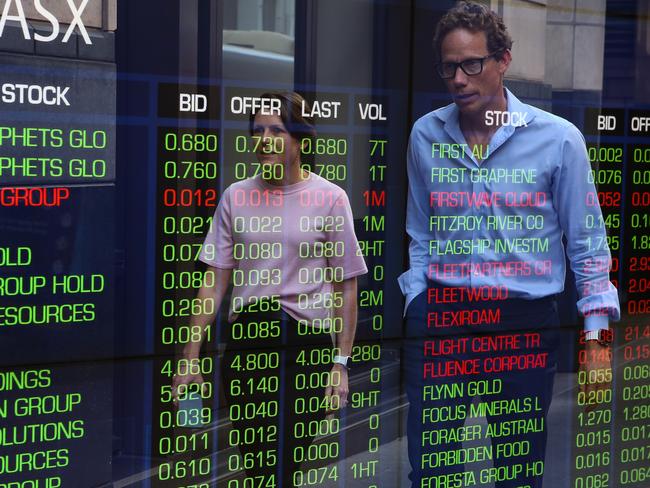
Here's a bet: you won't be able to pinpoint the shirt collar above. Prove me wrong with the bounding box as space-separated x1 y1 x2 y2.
433 87 535 129
432 88 535 163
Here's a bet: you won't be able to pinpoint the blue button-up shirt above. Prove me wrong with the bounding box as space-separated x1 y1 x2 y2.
398 89 620 331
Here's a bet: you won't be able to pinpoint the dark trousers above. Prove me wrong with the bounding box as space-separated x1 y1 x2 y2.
404 283 560 488
222 309 332 487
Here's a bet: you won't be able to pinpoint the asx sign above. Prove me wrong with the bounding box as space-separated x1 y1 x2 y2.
0 0 92 45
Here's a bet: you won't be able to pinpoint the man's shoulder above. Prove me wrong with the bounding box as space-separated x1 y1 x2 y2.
411 104 452 136
521 102 579 135
505 89 580 138
515 103 588 161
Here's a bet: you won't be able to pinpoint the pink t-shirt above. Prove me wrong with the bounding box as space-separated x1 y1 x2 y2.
199 173 368 327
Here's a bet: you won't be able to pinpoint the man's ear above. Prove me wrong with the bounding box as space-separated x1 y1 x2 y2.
498 49 512 74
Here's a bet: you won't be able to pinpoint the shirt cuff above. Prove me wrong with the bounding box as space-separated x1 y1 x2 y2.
398 268 426 317
584 313 609 332
403 292 417 317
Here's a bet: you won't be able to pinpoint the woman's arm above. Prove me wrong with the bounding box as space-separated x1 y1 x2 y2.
325 276 358 411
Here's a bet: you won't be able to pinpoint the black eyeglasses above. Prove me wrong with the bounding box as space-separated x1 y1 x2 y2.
435 53 499 79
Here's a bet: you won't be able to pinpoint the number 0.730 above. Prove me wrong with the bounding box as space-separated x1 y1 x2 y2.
234 135 283 153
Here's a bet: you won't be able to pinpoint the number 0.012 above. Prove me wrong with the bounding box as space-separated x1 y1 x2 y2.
162 188 217 207
229 425 278 448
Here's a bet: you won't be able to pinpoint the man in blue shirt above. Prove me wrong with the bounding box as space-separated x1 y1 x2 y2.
399 2 619 487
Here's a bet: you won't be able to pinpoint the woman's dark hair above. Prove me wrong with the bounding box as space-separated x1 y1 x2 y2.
249 91 316 141
433 1 513 61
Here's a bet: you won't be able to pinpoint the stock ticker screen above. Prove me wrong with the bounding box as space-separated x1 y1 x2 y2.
0 1 649 487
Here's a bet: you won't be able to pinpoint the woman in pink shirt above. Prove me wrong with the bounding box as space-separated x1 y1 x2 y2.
174 92 367 486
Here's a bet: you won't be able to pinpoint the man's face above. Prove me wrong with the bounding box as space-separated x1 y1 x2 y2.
439 28 510 115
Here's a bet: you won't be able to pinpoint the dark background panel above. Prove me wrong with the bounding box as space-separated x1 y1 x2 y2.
1 185 115 366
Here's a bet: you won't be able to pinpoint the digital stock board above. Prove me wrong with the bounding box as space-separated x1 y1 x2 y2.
0 1 649 487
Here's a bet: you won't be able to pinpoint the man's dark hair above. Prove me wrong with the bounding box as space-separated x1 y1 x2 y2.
433 1 513 61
